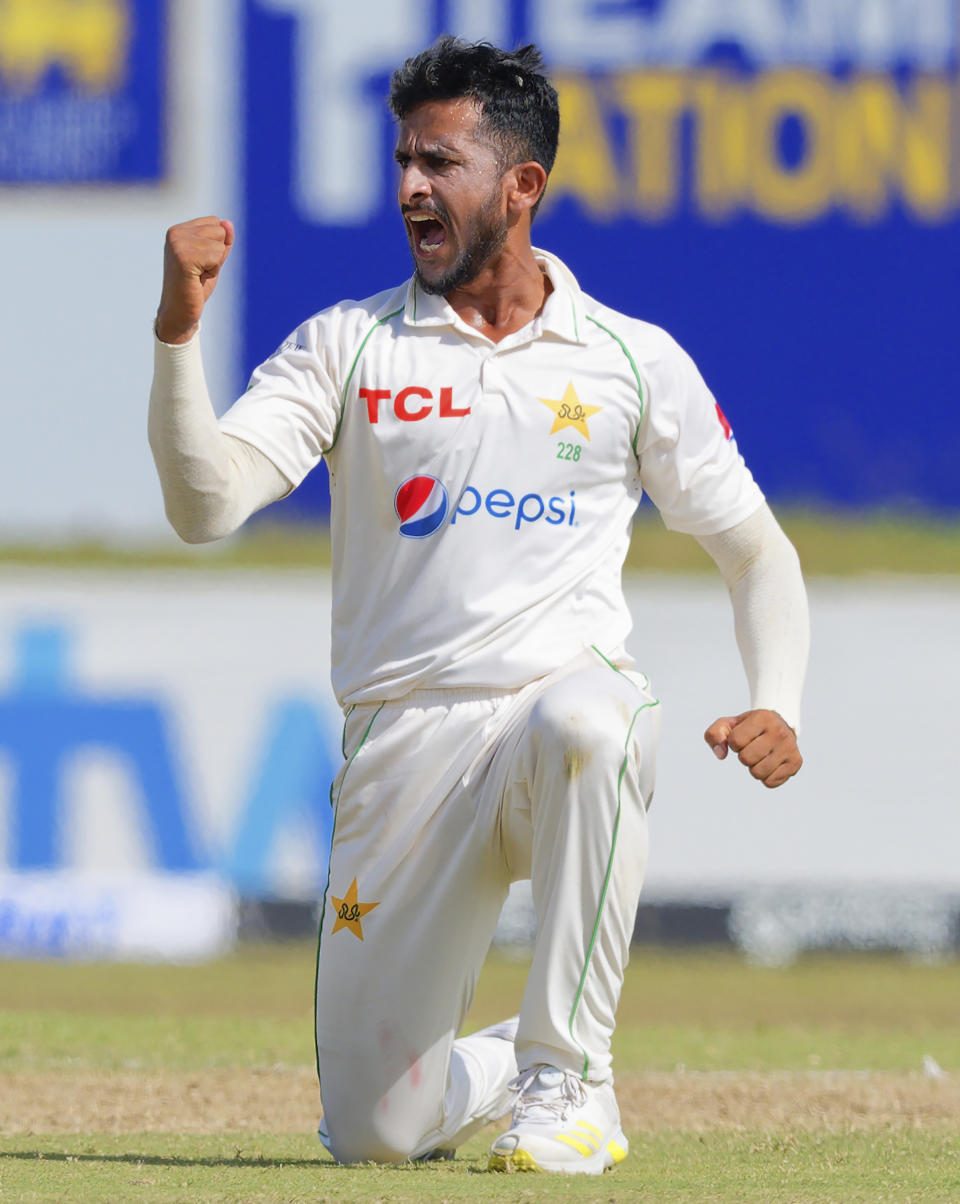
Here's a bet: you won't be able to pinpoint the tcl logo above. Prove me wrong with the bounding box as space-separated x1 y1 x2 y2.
361 385 470 423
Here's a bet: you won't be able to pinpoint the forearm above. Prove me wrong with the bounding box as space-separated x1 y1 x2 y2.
697 503 810 732
148 333 291 542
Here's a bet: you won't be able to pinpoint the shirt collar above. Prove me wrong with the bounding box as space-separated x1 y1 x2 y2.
401 247 588 346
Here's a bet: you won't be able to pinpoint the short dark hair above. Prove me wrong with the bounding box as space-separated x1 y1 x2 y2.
389 37 560 215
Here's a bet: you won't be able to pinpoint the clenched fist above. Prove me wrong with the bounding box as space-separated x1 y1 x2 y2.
704 708 802 789
155 216 234 345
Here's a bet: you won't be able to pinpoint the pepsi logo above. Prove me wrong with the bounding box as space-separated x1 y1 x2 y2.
395 474 449 538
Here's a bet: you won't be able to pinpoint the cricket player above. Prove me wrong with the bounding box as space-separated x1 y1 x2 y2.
149 38 808 1176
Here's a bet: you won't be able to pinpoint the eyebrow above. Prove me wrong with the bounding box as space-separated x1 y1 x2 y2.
394 141 462 162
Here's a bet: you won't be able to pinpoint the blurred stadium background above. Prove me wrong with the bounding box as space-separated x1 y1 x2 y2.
0 0 958 966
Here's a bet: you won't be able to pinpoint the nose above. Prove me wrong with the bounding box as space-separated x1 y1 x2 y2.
398 162 430 208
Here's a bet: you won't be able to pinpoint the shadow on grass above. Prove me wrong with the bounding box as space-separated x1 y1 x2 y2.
1 1151 322 1169
0 1150 485 1172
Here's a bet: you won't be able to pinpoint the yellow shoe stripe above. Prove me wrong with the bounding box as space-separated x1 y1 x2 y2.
607 1138 628 1164
554 1133 596 1156
488 1149 542 1172
574 1120 603 1139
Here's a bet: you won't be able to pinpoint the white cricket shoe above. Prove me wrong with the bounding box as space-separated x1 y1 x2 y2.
488 1064 628 1175
473 1015 521 1048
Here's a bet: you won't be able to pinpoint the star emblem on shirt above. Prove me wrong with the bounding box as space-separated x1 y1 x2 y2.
330 878 379 940
538 382 602 440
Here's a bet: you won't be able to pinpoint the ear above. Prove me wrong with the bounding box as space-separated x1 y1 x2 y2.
505 161 548 218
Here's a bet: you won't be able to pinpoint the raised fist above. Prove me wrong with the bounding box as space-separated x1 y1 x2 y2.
155 216 234 345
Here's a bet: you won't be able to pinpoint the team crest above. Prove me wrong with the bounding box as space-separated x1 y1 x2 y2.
330 878 380 940
538 382 602 439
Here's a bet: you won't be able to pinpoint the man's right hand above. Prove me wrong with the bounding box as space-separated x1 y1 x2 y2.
155 216 234 345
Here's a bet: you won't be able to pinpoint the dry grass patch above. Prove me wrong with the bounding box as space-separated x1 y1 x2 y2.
618 1070 960 1132
3 1068 958 1138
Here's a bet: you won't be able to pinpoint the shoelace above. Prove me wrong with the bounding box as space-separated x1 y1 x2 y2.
508 1065 587 1123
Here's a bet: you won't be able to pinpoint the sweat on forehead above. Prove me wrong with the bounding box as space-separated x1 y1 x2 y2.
396 98 500 156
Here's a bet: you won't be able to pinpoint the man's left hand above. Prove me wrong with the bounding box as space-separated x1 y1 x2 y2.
704 709 802 789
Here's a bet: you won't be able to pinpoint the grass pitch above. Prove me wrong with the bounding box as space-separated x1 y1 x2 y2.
1 946 958 1202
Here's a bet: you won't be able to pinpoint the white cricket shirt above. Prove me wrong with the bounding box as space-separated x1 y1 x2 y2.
219 250 764 705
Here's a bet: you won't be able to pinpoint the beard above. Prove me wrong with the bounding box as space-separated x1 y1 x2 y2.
413 187 509 296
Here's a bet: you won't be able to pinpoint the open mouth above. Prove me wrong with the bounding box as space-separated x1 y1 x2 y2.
408 212 447 254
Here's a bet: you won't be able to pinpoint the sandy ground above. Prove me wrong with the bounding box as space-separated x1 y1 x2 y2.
1 1069 957 1136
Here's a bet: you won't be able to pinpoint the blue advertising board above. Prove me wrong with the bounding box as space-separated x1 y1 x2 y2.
242 0 960 513
0 0 166 183
0 619 337 898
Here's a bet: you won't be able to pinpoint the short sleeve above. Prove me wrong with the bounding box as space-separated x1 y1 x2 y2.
636 333 764 536
218 318 342 488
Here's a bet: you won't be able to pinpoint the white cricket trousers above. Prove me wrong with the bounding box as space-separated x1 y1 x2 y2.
315 646 660 1163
